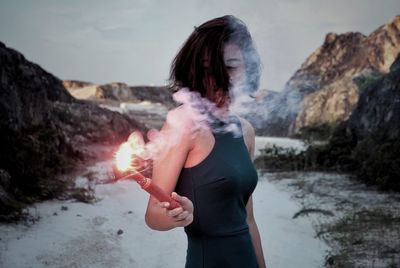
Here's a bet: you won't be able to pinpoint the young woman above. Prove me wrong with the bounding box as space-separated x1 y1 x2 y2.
145 15 266 268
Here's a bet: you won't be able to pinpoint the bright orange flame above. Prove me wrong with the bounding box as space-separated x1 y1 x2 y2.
115 142 133 171
115 131 146 172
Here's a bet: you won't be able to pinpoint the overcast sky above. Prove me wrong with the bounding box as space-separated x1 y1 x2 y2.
0 0 399 90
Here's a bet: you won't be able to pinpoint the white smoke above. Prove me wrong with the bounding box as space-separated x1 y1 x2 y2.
173 88 244 137
120 87 249 165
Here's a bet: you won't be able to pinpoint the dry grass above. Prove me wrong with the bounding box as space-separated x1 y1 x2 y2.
262 172 400 267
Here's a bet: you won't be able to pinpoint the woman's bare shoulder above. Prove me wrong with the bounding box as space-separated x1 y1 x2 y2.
238 116 255 139
165 105 194 131
237 116 255 158
162 105 203 146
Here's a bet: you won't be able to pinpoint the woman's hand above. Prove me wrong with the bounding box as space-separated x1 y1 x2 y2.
159 192 194 227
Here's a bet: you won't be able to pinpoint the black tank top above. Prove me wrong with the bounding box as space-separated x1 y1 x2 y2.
175 115 259 267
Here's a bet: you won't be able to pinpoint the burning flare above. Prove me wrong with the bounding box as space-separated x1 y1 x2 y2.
115 142 133 171
115 131 145 172
113 130 181 210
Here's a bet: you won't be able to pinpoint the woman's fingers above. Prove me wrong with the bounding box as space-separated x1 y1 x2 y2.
171 192 193 212
175 210 189 220
173 213 193 227
171 192 182 202
158 193 194 227
158 202 170 209
167 207 190 221
167 207 183 217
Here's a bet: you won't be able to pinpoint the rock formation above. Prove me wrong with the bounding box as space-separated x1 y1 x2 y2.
329 53 400 190
255 55 400 191
347 53 400 142
257 15 400 136
62 80 93 90
63 80 174 108
0 42 142 219
63 81 174 129
294 77 359 133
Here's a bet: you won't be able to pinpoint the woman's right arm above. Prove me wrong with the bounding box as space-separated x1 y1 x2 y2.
145 108 194 231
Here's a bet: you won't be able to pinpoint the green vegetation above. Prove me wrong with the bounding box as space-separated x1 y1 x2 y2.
353 71 385 92
254 145 306 171
255 123 356 172
255 123 400 191
294 122 339 142
319 208 400 267
352 138 400 191
0 126 79 221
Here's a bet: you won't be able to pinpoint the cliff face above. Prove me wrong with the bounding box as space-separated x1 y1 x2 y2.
289 14 400 90
260 15 400 136
0 42 141 217
0 44 74 132
323 54 400 191
62 80 93 90
347 54 400 142
63 80 175 108
0 42 141 147
63 81 174 130
294 77 359 132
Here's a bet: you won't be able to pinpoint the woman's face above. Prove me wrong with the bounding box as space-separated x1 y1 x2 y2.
223 43 246 90
201 43 247 109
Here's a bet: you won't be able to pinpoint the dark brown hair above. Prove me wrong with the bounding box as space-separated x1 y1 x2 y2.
169 15 261 104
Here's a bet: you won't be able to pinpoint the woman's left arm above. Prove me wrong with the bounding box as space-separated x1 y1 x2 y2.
246 196 267 268
240 117 267 268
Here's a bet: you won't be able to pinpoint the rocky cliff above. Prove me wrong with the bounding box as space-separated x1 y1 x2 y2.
294 77 359 132
327 54 400 190
62 80 93 90
0 42 142 219
258 15 400 136
63 80 174 108
63 81 174 129
255 55 400 191
347 54 400 142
